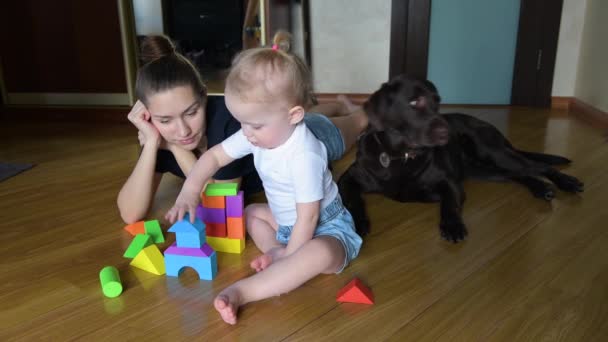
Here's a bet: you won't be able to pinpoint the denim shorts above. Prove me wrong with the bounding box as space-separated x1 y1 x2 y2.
304 113 346 162
276 195 362 273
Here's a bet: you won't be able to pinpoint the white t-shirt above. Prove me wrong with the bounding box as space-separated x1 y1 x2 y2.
221 122 339 226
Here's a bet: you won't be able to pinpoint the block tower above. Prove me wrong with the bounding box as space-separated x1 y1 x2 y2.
164 213 217 280
196 183 246 254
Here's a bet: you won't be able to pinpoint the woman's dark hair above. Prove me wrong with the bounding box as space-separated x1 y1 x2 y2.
135 35 207 106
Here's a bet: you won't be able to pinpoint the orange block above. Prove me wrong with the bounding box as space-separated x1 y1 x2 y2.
336 278 374 304
124 221 145 236
206 222 227 237
227 217 246 239
201 193 225 208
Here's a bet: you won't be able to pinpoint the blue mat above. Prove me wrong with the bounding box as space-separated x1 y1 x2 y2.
0 162 35 182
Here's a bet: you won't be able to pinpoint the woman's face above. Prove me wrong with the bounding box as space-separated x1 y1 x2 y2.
146 86 206 150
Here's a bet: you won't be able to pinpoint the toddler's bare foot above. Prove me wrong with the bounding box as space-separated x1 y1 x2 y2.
337 94 360 114
250 253 273 272
214 288 242 325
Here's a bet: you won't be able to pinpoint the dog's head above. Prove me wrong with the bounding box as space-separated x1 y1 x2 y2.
364 75 449 149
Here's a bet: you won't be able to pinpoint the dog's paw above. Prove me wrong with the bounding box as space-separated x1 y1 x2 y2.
439 219 468 243
558 175 584 193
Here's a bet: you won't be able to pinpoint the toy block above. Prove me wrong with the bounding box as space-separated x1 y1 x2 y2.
165 242 214 257
206 236 245 254
195 204 205 222
130 245 165 275
227 216 245 239
226 191 244 217
201 207 226 224
165 249 217 280
205 222 227 237
144 220 164 243
205 182 238 196
202 193 225 209
168 213 206 248
336 278 374 305
99 266 122 298
123 234 153 258
124 221 145 236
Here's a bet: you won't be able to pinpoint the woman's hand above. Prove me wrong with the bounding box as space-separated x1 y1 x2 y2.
128 100 161 148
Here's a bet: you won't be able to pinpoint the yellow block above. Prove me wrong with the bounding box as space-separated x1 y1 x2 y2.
206 236 245 254
130 245 165 275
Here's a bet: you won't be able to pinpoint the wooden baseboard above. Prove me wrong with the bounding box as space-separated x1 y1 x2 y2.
551 96 573 110
1 105 130 123
314 93 370 106
569 98 608 129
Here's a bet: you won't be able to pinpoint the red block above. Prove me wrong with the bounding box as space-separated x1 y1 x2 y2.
205 222 227 237
124 221 145 236
336 278 374 304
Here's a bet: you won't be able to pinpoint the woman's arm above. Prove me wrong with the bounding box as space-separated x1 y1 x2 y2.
117 100 163 223
117 143 163 223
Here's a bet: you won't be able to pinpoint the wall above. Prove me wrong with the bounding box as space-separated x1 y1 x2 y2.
309 0 391 93
133 0 164 35
552 0 587 97
574 0 608 112
426 0 520 104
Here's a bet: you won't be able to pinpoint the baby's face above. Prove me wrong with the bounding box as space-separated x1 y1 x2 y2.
225 92 296 149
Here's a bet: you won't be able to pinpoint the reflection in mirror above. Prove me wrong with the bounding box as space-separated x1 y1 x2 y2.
131 0 308 94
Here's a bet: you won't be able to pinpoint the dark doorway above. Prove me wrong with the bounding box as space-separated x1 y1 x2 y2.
511 0 564 107
389 0 431 80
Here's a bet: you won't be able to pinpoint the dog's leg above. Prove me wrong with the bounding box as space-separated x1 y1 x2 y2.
542 168 584 193
338 165 373 237
510 176 556 201
436 180 467 243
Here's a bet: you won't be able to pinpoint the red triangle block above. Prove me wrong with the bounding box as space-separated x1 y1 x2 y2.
124 221 145 236
336 278 374 304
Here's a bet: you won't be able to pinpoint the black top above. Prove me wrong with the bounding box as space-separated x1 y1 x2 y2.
155 95 262 195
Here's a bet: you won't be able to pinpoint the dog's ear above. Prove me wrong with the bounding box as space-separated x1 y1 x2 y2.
364 98 384 131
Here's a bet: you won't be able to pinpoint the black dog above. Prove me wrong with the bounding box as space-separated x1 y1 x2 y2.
338 75 584 242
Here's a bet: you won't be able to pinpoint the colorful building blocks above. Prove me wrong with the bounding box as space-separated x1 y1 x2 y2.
164 215 217 280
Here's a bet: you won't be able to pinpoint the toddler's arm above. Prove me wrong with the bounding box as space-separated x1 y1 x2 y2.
165 144 235 223
283 201 320 256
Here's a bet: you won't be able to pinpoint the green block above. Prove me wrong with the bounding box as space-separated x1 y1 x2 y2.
204 183 239 196
123 234 153 258
144 219 165 243
99 266 122 298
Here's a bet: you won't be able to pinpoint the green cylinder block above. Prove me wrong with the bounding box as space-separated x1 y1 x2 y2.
99 266 123 298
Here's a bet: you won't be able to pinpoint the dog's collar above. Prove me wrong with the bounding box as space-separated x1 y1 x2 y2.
372 132 420 168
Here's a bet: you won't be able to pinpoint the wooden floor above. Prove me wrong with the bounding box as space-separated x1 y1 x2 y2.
1 106 607 341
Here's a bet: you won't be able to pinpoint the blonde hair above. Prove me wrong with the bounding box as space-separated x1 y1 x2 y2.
226 31 312 107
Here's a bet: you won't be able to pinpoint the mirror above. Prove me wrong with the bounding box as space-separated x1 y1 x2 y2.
130 0 309 94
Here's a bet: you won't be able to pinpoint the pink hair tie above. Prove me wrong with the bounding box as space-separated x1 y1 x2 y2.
271 44 279 51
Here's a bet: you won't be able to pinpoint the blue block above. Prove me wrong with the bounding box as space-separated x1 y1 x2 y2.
164 251 217 280
168 213 206 248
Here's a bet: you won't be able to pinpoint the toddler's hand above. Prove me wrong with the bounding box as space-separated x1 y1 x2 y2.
165 188 200 224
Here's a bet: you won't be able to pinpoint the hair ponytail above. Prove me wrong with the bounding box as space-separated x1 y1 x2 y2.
138 35 177 66
227 30 313 107
135 35 207 106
